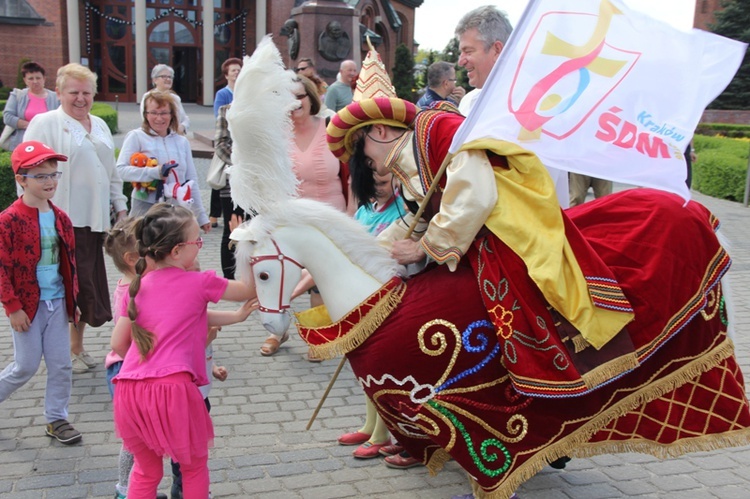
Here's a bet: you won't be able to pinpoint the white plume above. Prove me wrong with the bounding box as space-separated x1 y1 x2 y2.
227 35 299 214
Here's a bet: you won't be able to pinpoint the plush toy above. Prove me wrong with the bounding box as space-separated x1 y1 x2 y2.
163 162 195 208
129 152 160 200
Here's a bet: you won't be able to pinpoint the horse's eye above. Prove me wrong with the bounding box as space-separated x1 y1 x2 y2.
258 271 270 281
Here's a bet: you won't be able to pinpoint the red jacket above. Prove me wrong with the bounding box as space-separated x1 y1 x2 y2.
0 198 78 322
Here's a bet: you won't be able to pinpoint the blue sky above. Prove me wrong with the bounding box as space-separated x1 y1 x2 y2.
414 0 697 52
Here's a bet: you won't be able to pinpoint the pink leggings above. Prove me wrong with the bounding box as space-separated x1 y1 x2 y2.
127 448 208 499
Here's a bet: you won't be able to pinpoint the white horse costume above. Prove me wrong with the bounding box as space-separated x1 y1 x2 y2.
229 38 750 499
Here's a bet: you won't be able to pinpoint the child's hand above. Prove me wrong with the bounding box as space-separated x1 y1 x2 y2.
236 299 259 322
10 309 30 332
207 326 221 346
212 364 228 381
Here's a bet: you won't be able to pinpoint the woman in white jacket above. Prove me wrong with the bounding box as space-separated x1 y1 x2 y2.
116 91 210 231
25 63 128 374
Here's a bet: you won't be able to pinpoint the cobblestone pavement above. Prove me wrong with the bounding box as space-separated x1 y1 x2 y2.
1 104 749 498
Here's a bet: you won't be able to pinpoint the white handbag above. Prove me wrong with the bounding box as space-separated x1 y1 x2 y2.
206 153 228 190
0 125 14 151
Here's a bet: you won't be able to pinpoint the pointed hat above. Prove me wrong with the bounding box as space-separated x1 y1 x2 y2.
352 36 397 102
327 37 417 162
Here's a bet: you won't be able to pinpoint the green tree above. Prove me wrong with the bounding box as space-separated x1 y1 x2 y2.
392 43 416 102
708 0 750 109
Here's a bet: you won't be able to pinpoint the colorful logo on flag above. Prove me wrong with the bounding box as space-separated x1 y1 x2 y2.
510 1 640 140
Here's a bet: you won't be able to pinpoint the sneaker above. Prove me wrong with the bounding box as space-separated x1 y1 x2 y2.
71 355 89 374
45 419 82 445
77 350 98 368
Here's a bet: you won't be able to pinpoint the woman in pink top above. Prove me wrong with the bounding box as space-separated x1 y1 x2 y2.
110 204 257 499
291 75 347 212
2 61 59 151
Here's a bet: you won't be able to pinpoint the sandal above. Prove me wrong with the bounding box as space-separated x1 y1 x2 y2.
260 333 289 356
306 349 323 362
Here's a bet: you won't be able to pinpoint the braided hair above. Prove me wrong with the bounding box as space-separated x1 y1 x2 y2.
128 203 195 359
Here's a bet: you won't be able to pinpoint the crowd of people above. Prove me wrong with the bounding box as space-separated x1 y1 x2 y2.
0 4 704 499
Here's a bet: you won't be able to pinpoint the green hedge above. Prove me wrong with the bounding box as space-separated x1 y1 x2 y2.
693 135 749 201
0 150 15 211
91 102 118 135
0 99 6 112
695 123 750 139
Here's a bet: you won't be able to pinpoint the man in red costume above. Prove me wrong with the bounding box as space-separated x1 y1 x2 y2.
327 97 731 398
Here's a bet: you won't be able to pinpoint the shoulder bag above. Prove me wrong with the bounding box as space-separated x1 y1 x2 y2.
206 153 228 190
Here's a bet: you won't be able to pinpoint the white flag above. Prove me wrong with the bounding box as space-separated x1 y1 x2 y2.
450 0 747 201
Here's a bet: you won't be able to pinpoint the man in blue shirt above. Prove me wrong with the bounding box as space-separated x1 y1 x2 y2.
416 61 465 108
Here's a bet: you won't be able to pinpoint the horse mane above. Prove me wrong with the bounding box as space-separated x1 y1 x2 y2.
235 198 400 283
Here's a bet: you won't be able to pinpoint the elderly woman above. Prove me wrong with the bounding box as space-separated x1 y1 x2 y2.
2 61 59 151
116 91 210 230
139 64 189 134
25 63 128 374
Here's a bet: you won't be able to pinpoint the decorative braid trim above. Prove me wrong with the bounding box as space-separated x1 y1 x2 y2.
301 279 406 360
466 338 743 499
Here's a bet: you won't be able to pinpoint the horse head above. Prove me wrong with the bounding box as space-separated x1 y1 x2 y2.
232 220 303 335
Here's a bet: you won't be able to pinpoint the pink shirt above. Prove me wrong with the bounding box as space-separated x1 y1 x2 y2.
104 279 130 369
24 93 48 122
114 268 228 387
292 118 346 211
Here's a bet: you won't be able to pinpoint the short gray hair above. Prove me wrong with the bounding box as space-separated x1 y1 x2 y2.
427 61 454 89
455 5 513 51
150 64 174 80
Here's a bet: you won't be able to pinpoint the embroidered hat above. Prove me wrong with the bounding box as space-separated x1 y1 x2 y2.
326 97 418 162
11 141 68 174
352 36 397 102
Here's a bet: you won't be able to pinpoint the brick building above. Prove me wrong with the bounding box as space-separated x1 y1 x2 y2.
0 0 422 104
693 0 725 30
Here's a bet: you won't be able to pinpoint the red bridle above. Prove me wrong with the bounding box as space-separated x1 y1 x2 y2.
249 239 304 313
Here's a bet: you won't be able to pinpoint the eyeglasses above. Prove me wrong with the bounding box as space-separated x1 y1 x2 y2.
155 75 173 80
145 111 172 117
295 93 308 100
179 237 203 249
19 171 63 182
294 66 310 73
446 78 457 82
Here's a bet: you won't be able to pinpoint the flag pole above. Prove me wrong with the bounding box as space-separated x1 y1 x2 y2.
306 151 454 430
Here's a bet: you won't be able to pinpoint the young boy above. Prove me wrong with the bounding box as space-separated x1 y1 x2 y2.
0 140 81 444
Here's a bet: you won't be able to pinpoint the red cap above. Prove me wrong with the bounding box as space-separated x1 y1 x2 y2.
11 141 68 174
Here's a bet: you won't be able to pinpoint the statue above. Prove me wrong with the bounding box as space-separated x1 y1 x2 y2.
318 20 350 62
279 19 300 61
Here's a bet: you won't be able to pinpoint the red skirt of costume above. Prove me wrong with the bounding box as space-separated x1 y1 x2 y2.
331 189 750 498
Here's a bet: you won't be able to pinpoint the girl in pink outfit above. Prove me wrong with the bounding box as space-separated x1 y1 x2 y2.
110 203 257 499
103 217 141 499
